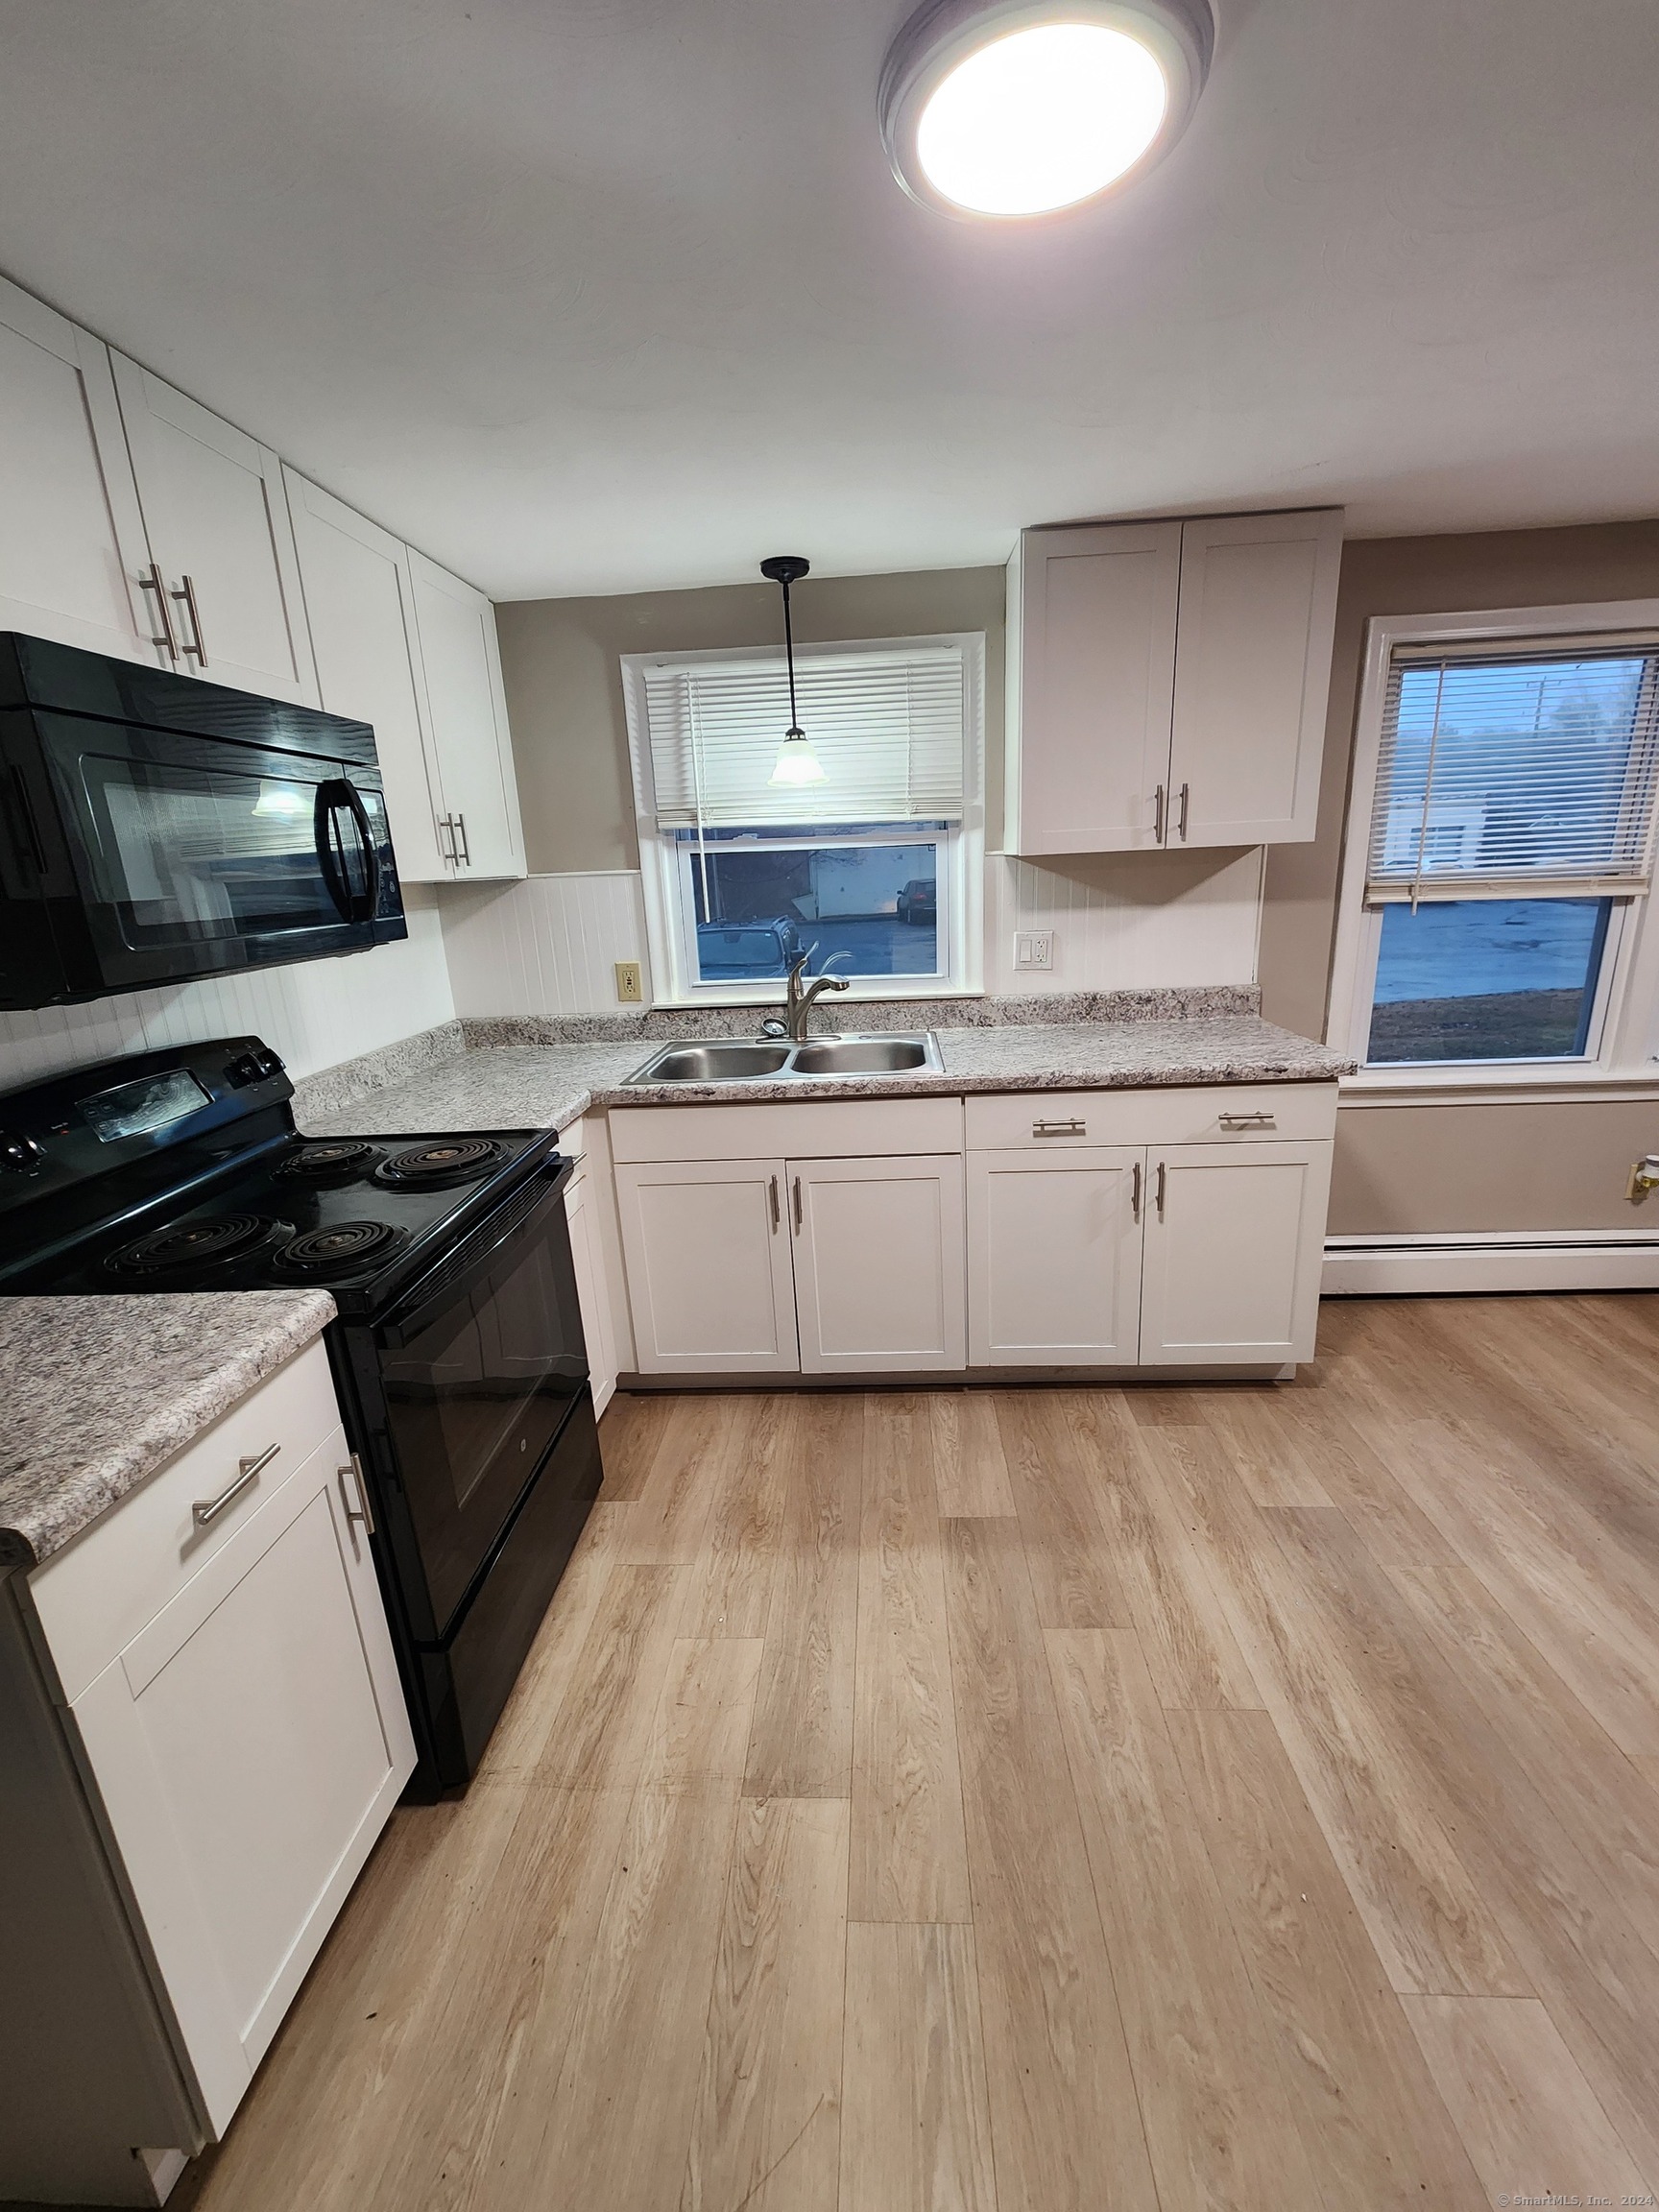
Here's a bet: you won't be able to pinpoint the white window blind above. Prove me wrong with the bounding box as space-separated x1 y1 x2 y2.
1365 640 1659 903
639 640 968 830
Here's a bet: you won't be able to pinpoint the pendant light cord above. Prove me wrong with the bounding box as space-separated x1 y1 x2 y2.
781 575 803 737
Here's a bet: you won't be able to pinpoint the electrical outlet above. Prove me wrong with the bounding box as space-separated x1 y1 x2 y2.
1014 931 1053 971
613 961 643 1003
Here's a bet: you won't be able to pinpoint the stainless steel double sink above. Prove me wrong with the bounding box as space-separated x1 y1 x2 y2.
621 1032 943 1086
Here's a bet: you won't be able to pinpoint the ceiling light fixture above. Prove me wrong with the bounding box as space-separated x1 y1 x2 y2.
878 0 1214 221
761 555 828 787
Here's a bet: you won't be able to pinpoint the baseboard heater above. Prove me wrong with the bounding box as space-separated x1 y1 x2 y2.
1323 1231 1659 1296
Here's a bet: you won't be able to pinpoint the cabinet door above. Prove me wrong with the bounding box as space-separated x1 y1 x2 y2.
615 1157 798 1374
0 278 155 660
790 1153 966 1374
109 352 317 704
407 549 525 879
285 470 449 880
565 1169 618 1415
1167 509 1342 846
967 1145 1143 1365
1139 1141 1332 1367
1009 521 1181 854
68 1429 415 2133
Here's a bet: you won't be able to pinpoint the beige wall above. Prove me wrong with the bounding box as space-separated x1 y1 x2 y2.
495 567 1007 875
1329 1096 1659 1236
1260 517 1659 1239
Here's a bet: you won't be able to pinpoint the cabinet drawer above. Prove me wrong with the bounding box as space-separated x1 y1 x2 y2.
965 1083 1337 1151
609 1094 964 1163
29 1337 341 1703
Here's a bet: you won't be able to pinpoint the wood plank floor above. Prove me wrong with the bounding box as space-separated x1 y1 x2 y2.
174 1294 1659 2212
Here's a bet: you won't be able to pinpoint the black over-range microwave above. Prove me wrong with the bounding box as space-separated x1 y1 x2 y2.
0 633 406 1010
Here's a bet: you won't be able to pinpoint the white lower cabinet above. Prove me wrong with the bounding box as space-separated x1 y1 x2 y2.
615 1156 799 1374
967 1145 1143 1366
25 1341 415 2142
790 1153 966 1375
1138 1140 1331 1366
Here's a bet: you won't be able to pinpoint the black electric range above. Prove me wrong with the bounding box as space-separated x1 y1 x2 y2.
0 1036 602 1793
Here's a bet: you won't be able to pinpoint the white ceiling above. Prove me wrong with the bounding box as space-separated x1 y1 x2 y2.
1 0 1656 600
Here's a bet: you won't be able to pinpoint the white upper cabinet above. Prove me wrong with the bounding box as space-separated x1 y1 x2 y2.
1006 521 1181 854
1006 506 1343 854
109 351 318 704
285 470 449 881
0 278 154 660
407 548 526 879
1168 510 1343 846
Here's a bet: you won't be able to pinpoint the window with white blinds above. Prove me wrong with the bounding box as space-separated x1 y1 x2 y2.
637 639 969 830
1365 640 1659 903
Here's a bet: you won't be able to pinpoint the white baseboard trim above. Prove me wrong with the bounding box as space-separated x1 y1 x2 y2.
1323 1233 1659 1294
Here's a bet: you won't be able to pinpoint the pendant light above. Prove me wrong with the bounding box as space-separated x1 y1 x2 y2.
761 554 827 787
878 0 1214 221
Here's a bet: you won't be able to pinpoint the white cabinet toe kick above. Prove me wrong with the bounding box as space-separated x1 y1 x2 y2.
602 1085 1338 1385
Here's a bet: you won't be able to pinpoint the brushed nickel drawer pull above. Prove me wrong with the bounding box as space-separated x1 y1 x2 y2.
1131 1160 1142 1220
193 1440 278 1527
1032 1118 1086 1137
769 1173 781 1231
1218 1111 1276 1129
339 1454 375 1537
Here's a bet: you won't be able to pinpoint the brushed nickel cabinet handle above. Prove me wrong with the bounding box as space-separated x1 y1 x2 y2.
1218 1111 1276 1129
171 574 207 664
1177 781 1190 840
1131 1160 1142 1220
338 1454 375 1537
1153 782 1166 844
1155 1160 1166 1219
769 1173 781 1231
452 811 469 866
792 1175 803 1234
193 1440 277 1527
1032 1118 1086 1137
139 565 180 659
437 815 457 863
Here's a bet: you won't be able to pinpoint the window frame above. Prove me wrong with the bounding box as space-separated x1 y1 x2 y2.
621 632 986 1007
1329 599 1659 1092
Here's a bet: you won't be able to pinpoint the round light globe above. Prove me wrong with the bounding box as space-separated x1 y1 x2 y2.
878 0 1213 222
917 22 1168 216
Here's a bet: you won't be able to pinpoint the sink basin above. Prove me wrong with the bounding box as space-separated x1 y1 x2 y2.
622 1031 942 1086
789 1036 931 1074
634 1042 793 1082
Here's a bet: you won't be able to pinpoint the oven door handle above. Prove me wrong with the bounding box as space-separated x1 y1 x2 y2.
314 778 382 925
376 1157 574 1349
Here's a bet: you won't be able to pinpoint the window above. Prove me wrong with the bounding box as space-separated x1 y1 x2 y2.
1332 611 1659 1073
623 635 983 1002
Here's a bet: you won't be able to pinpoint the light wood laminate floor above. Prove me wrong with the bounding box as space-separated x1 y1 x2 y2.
176 1294 1659 2212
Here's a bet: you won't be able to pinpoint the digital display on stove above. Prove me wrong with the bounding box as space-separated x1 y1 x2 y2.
80 1069 211 1143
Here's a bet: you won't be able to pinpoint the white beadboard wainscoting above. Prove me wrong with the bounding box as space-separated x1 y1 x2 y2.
0 892 455 1089
439 872 655 1018
437 854 1264 1019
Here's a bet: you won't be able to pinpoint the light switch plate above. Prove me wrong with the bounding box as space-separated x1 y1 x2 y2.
1014 931 1053 971
614 961 643 1002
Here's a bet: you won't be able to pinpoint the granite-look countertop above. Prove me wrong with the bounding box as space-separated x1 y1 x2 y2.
0 1291 336 1569
301 1017 1350 1138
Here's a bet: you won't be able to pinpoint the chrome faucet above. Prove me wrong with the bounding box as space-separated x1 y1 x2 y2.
783 947 851 1042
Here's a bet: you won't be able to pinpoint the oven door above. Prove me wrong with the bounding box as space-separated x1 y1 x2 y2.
374 1162 588 1638
26 707 404 998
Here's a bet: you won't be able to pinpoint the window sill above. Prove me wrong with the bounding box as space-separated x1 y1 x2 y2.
1339 1062 1659 1105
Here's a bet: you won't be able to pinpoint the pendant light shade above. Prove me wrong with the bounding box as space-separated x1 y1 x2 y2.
761 554 828 787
